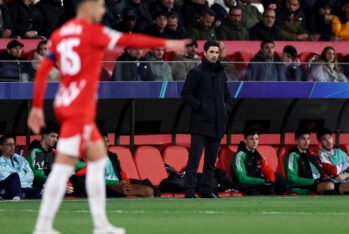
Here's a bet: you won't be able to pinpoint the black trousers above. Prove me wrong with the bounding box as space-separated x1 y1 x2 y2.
0 173 41 199
184 134 220 194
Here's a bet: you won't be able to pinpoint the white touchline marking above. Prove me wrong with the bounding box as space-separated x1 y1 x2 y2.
1 209 349 216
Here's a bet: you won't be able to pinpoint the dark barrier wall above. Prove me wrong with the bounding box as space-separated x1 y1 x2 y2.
1 82 349 146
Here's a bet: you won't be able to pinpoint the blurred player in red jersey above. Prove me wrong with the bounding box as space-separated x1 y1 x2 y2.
27 1 189 234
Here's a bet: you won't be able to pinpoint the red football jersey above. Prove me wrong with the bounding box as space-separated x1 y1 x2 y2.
48 19 121 123
32 18 166 124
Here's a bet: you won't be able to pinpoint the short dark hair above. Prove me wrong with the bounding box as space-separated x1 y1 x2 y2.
167 11 178 19
154 11 168 19
244 129 260 139
229 6 242 13
261 40 274 49
36 40 48 53
295 128 311 139
76 0 97 7
202 9 216 17
203 40 220 52
316 128 332 141
0 134 15 145
41 123 59 135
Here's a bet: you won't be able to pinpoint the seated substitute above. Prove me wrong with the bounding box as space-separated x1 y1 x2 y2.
231 129 287 195
26 125 59 189
70 134 155 198
285 129 335 195
0 135 41 200
317 128 349 194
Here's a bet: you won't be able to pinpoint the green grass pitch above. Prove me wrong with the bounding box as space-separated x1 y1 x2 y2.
1 196 349 234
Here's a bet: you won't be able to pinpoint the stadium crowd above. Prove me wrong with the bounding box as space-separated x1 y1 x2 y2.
1 0 349 81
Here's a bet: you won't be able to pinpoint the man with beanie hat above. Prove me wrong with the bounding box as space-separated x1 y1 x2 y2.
317 128 349 194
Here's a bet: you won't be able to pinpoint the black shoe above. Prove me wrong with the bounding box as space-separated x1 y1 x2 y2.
200 192 220 199
184 191 196 198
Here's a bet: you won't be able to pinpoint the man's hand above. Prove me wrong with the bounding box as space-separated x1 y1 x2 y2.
336 173 349 181
165 39 192 55
119 181 131 195
27 107 45 134
297 33 309 41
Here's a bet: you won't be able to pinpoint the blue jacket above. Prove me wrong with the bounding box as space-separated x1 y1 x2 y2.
0 153 34 188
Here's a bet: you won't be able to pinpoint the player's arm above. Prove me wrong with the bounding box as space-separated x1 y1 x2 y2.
232 152 265 184
286 153 315 186
117 33 188 53
98 27 189 53
28 57 55 134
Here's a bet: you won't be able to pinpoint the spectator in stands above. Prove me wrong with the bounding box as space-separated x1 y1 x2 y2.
285 129 335 195
144 47 173 81
171 40 201 80
311 46 347 82
217 6 249 40
231 129 287 195
279 45 307 81
332 0 349 40
35 0 65 38
0 135 41 200
182 40 232 198
8 0 46 39
238 0 262 29
187 9 217 40
0 40 35 82
276 0 310 41
165 12 186 39
307 0 334 41
32 40 59 81
124 0 153 32
317 128 349 194
113 8 139 33
0 0 14 38
26 124 58 189
151 0 184 28
102 0 124 28
249 9 282 41
218 41 238 81
145 11 167 37
246 40 279 81
182 0 209 28
145 11 175 38
111 47 153 81
210 0 237 26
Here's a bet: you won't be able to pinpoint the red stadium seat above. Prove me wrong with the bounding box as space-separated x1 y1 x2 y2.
109 146 140 180
163 51 175 61
133 146 168 186
258 145 278 172
162 145 189 172
299 52 319 63
217 145 237 178
25 49 36 60
339 134 349 144
16 145 29 157
277 145 291 177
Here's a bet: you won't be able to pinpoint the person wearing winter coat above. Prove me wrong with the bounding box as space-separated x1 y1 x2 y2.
311 46 347 82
